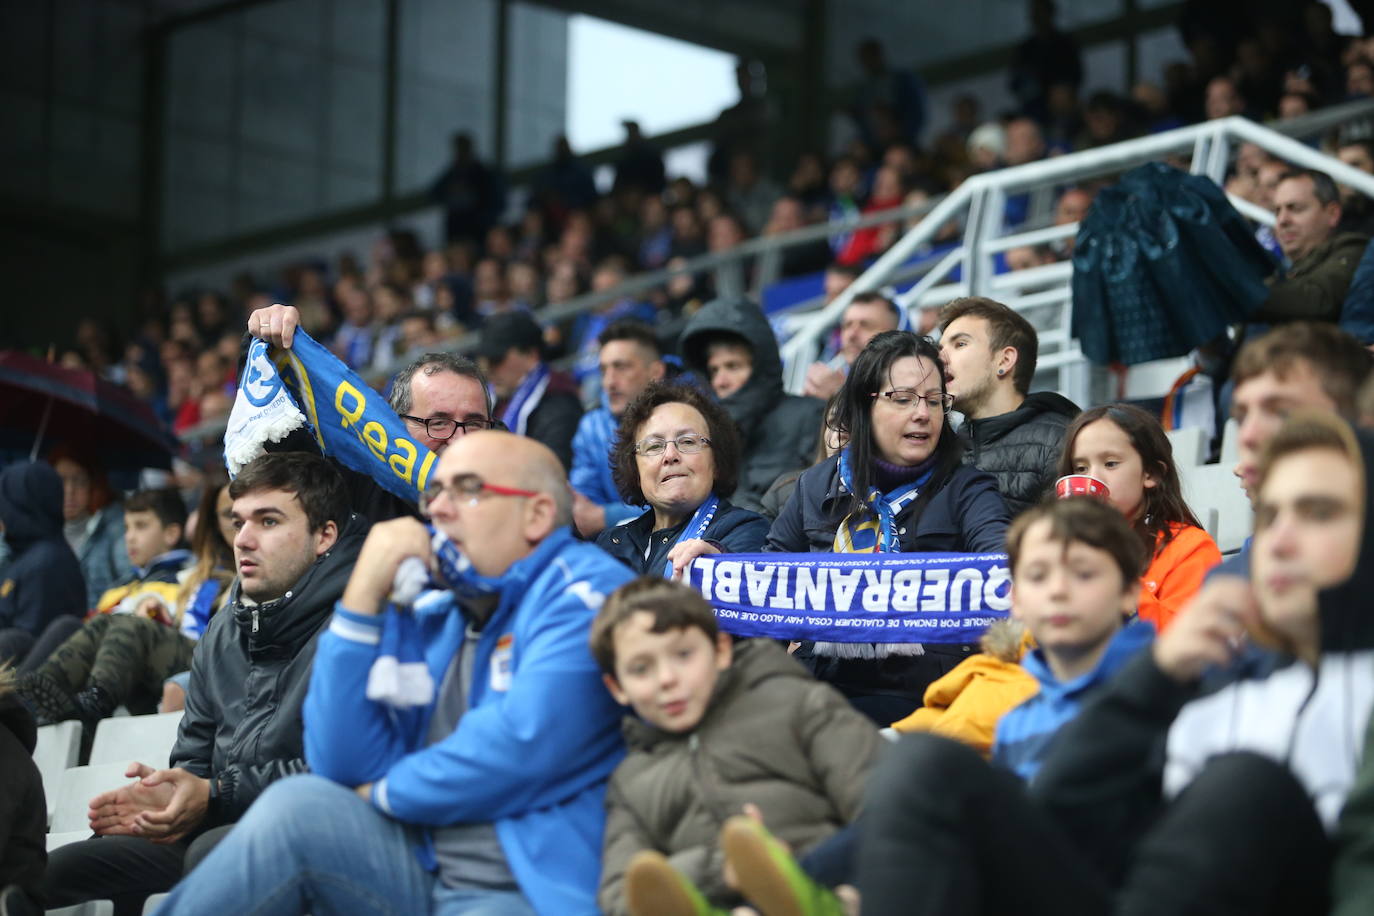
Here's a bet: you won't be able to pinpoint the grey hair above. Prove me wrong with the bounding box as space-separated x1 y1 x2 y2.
388 353 493 416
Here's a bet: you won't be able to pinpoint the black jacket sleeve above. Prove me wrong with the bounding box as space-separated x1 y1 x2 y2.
1028 650 1196 881
527 392 583 471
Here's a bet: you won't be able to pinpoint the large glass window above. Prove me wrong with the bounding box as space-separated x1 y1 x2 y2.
564 16 736 154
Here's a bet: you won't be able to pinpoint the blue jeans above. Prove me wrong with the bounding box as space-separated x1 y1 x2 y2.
153 774 535 916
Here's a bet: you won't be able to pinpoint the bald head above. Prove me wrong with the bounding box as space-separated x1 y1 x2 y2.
444 431 572 526
429 431 573 575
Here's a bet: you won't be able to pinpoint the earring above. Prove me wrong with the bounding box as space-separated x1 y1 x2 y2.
997 369 1005 376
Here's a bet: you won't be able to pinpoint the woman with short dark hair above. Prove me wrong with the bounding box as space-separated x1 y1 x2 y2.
597 382 769 578
767 330 1011 724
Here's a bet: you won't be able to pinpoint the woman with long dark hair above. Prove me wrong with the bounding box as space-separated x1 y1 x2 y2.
767 330 1010 724
1057 403 1220 631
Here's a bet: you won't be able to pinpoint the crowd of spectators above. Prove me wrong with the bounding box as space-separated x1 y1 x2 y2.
33 3 1374 458
11 6 1374 911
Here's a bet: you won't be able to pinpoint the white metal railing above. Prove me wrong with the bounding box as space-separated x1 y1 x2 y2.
780 98 1374 403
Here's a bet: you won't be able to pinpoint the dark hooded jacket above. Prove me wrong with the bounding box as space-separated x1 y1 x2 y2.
0 678 45 904
598 640 879 914
1031 426 1374 884
680 299 825 513
172 512 366 826
957 391 1080 516
0 462 84 637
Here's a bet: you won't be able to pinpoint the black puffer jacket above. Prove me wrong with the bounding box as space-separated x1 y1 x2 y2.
172 513 366 826
596 499 769 575
680 299 825 514
0 681 44 904
957 391 1079 516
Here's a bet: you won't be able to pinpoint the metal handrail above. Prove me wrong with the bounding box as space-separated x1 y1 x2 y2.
779 99 1374 397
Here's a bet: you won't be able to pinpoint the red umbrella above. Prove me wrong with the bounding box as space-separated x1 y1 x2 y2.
0 351 179 470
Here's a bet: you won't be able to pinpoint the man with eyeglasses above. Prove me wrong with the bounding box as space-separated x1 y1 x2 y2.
937 297 1078 516
246 305 498 523
153 431 633 916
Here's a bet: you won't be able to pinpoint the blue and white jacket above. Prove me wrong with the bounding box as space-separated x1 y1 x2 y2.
993 620 1155 783
304 527 635 915
570 406 640 528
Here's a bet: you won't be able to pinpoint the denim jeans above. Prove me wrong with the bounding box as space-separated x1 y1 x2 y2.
153 774 536 916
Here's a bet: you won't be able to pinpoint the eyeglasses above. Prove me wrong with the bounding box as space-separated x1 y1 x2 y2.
872 390 955 413
422 473 539 512
401 415 496 440
634 434 712 458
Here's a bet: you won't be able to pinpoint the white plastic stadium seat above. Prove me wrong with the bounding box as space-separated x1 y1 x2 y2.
49 762 139 834
33 721 82 825
1165 425 1207 469
1180 463 1253 554
88 711 184 768
46 904 114 916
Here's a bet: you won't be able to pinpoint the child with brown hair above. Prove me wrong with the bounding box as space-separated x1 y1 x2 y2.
591 577 877 916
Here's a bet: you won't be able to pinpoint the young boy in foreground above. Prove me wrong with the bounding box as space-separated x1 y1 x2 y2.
591 577 878 916
992 496 1156 781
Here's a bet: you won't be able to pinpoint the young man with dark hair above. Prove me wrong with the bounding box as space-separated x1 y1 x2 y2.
40 453 366 916
571 320 667 537
938 296 1079 515
1254 169 1369 324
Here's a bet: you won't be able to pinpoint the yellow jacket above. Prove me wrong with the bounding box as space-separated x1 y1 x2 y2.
890 621 1039 757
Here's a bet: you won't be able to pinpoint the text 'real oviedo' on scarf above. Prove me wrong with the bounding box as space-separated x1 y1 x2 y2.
224 330 439 506
686 551 1010 645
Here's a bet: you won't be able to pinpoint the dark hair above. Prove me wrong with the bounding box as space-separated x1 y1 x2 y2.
834 330 962 519
1232 323 1370 416
938 296 1039 395
849 291 902 324
1006 497 1147 593
389 352 493 417
590 576 720 675
1340 137 1374 163
597 319 662 359
825 263 863 281
177 481 235 626
124 488 188 534
228 453 348 534
1057 403 1200 553
611 381 742 506
1279 168 1340 207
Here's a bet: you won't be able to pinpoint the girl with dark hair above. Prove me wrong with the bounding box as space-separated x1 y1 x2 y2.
1057 403 1221 631
767 331 1011 724
597 382 770 578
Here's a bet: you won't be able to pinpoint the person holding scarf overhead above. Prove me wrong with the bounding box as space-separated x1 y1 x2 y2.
767 331 1010 725
597 382 769 578
475 310 583 470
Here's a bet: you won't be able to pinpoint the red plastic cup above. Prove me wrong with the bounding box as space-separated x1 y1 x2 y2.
1055 474 1111 502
